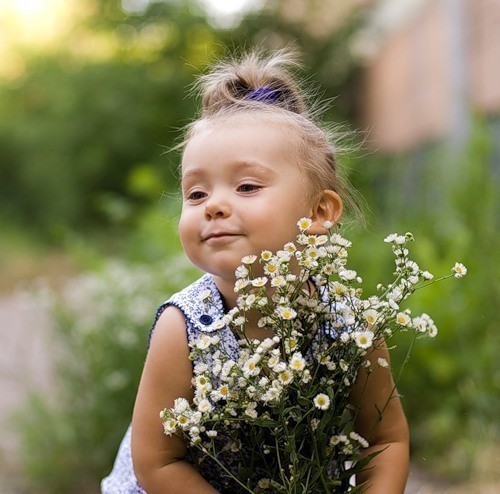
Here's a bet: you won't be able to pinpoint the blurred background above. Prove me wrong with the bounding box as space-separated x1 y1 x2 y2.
0 0 498 492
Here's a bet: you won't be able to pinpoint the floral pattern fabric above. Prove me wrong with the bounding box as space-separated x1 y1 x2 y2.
101 274 242 493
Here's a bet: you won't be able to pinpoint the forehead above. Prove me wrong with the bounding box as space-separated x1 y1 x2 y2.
181 114 300 172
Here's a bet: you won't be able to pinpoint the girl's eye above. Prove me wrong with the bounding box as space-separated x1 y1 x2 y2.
187 190 207 201
237 183 260 193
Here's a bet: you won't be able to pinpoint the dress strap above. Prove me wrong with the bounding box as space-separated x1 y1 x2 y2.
148 273 228 346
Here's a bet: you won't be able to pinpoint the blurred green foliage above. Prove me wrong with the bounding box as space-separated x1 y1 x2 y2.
3 0 499 492
0 0 361 242
16 252 200 493
347 115 500 477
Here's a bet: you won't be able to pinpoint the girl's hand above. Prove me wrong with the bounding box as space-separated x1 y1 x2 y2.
350 341 410 494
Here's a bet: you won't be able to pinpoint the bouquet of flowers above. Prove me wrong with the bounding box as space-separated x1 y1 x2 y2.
160 219 467 493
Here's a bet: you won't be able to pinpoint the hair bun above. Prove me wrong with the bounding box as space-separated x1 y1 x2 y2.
197 50 308 116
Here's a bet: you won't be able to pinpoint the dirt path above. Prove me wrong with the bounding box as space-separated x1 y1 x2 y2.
0 290 56 491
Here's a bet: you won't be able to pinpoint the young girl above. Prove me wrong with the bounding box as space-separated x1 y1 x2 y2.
102 50 409 494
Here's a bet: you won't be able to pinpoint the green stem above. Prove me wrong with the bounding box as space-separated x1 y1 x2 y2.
274 433 287 487
199 444 256 494
395 332 417 385
367 332 417 438
413 274 454 291
312 433 330 493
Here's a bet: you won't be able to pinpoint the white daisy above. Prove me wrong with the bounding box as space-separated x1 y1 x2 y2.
252 277 268 287
195 334 212 350
278 370 294 385
384 233 398 243
261 250 273 261
233 316 246 327
354 331 374 349
271 276 286 287
297 217 312 231
330 233 352 247
396 312 411 327
257 479 271 489
339 269 357 281
235 265 249 279
313 393 331 410
243 356 261 377
428 323 438 337
267 354 281 368
197 399 213 413
273 362 287 373
234 278 249 292
277 306 297 320
363 309 379 325
340 332 350 343
241 255 257 264
350 431 369 448
173 398 189 415
245 402 258 419
289 352 306 372
452 262 467 278
163 418 177 435
377 357 389 368
264 262 279 275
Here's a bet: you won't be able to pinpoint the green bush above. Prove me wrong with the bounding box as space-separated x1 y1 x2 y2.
16 252 200 494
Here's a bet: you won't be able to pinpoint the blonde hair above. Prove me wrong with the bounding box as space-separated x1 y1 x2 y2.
182 49 363 222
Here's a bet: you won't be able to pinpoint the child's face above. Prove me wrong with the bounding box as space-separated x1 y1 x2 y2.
179 118 313 283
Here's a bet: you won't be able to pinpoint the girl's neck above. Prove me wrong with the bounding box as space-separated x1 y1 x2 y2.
211 273 316 342
211 275 239 310
211 275 274 341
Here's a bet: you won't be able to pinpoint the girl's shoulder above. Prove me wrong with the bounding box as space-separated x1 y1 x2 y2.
166 273 217 308
149 274 226 342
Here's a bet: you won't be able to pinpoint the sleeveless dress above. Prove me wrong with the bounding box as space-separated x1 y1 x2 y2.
101 273 345 493
101 273 243 493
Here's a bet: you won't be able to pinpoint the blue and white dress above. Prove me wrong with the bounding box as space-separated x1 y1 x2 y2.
101 273 245 493
101 273 348 493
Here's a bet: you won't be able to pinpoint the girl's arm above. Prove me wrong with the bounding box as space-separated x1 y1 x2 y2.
350 342 410 494
131 307 219 494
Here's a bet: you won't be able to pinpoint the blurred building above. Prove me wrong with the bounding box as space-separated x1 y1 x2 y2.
356 0 500 153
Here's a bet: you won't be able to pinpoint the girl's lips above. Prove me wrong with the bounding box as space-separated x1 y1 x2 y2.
203 232 241 243
203 230 238 239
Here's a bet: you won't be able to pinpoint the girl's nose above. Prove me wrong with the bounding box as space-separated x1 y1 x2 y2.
204 193 231 219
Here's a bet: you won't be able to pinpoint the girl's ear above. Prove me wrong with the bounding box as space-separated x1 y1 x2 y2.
309 190 343 234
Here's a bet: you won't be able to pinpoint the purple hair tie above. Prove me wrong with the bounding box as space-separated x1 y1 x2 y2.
247 87 280 104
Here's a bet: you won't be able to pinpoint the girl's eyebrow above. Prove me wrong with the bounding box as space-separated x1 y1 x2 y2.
233 160 277 177
181 160 277 182
181 167 205 183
